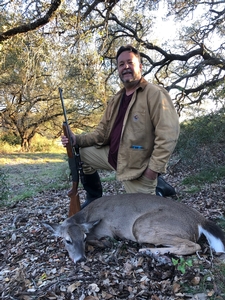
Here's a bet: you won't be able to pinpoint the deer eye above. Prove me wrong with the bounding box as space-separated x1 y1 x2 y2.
65 239 72 245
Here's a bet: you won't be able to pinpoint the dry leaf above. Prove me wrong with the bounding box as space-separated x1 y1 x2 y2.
173 282 181 293
191 276 201 285
67 281 81 293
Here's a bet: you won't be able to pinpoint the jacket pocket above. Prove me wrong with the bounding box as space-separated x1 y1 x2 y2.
127 148 148 169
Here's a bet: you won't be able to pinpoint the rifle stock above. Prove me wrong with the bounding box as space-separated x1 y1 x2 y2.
62 123 81 216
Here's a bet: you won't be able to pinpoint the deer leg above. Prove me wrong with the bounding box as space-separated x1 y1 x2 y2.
139 238 201 256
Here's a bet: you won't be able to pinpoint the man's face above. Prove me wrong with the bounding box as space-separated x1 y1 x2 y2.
117 51 142 85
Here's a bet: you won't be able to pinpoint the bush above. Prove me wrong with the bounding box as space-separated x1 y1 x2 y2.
0 140 21 153
1 134 21 145
174 106 225 172
0 134 64 154
29 135 64 153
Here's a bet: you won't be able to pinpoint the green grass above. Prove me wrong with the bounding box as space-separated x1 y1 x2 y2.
177 256 225 298
182 165 225 186
199 264 225 300
0 152 118 205
101 172 116 182
0 153 70 204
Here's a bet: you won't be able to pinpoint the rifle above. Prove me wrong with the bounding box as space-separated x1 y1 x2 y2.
59 87 84 217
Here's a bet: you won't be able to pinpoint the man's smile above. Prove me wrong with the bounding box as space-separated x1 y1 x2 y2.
122 70 132 75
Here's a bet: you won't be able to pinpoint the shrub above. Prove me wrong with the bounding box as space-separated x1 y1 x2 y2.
1 134 21 145
174 106 225 172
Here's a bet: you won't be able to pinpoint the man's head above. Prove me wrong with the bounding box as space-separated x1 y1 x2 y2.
116 45 142 88
116 45 142 63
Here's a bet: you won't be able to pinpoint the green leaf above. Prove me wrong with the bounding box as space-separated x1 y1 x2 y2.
172 258 179 266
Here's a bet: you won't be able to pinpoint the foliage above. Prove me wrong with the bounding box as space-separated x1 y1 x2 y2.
0 0 225 149
0 140 21 154
1 133 21 145
0 33 63 150
216 218 225 231
174 106 225 173
0 135 64 154
27 135 64 153
196 265 225 300
0 0 224 112
172 257 193 274
0 31 106 150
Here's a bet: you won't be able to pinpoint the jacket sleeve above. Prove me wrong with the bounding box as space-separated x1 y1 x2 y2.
148 88 180 173
76 100 112 148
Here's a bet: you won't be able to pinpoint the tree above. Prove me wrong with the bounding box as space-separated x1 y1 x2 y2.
0 0 224 120
0 33 62 150
0 27 109 150
0 0 62 42
97 0 225 112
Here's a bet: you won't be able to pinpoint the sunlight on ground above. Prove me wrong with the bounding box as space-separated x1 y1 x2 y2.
0 153 65 166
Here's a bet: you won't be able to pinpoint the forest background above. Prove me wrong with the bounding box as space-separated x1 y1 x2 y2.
0 0 224 151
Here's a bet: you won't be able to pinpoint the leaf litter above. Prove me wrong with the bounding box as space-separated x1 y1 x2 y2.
0 171 225 300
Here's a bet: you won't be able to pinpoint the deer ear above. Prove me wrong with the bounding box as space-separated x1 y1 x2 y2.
42 222 63 237
80 219 101 233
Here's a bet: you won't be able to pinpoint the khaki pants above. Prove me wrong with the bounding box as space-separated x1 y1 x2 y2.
80 146 156 195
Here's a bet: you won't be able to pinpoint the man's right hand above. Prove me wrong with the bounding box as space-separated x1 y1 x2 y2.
61 135 68 147
61 134 76 147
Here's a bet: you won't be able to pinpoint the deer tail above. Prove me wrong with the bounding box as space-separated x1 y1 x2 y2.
198 220 225 253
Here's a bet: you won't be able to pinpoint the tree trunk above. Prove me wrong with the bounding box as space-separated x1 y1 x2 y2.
21 137 30 151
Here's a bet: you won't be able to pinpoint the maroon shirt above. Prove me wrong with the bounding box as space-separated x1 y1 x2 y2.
108 92 133 169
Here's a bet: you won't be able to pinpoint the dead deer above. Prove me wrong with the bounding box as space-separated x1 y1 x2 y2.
44 193 225 263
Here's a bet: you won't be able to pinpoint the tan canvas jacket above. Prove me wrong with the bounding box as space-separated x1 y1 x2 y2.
76 78 180 181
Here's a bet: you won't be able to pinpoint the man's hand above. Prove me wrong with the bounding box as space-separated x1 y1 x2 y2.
143 168 158 180
61 132 76 147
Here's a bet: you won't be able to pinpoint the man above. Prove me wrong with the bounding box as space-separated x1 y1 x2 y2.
62 45 180 208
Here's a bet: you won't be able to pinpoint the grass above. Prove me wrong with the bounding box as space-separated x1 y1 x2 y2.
0 152 118 205
0 152 70 204
181 266 225 299
182 165 225 186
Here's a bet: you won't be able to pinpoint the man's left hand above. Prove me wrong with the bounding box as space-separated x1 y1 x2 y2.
143 168 158 180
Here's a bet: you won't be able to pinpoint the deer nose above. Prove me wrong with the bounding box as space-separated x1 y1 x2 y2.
75 255 86 263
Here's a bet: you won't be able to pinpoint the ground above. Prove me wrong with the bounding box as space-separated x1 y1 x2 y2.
0 171 225 300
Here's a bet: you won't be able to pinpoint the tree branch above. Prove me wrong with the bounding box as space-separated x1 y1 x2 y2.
0 0 61 42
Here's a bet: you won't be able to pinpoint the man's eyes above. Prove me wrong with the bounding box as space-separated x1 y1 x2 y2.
119 61 134 67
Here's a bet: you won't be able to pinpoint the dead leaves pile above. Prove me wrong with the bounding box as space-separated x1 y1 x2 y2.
0 173 225 300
